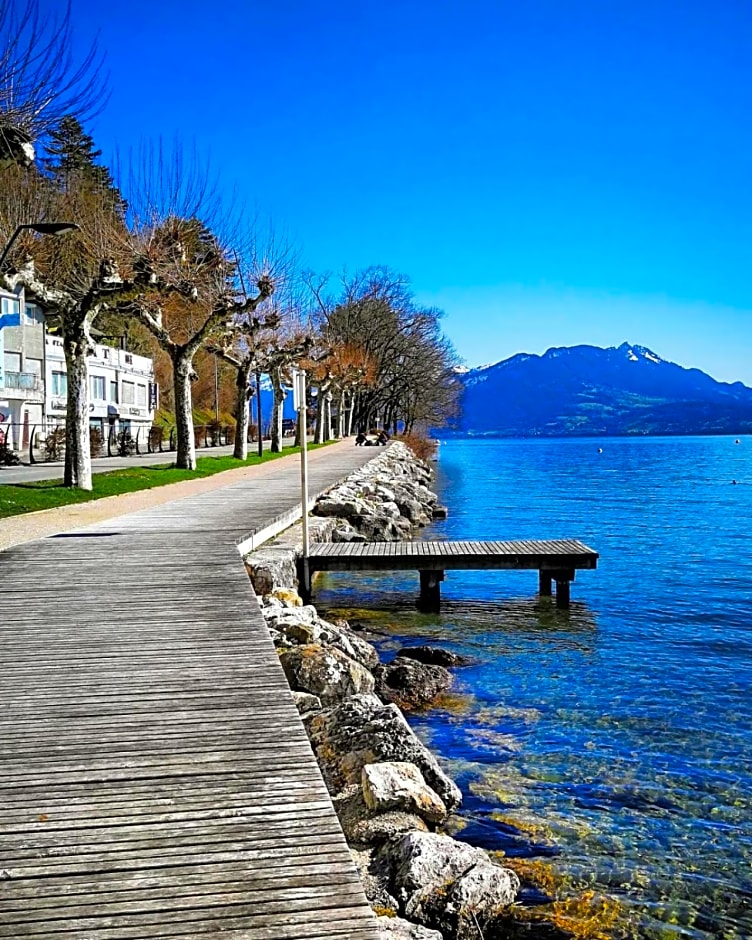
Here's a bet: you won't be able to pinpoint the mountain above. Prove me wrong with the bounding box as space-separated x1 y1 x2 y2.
451 342 752 437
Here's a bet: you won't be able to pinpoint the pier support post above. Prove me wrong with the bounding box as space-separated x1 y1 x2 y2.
539 571 553 596
298 558 312 604
418 570 444 613
555 578 570 608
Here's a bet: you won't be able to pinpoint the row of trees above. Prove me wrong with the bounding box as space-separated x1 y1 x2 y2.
0 0 461 491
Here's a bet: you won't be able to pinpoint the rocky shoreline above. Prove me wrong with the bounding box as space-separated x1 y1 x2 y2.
244 443 522 939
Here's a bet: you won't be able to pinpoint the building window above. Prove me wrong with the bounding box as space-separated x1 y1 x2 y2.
91 375 106 400
52 372 67 396
4 352 21 373
24 304 42 326
1 296 20 321
24 358 42 376
121 381 135 405
109 380 118 403
136 384 147 406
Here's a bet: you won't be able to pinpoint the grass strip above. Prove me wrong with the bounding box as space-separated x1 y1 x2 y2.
0 445 324 519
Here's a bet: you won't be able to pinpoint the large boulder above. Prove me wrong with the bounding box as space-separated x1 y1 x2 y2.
362 762 447 824
374 657 453 711
382 831 491 906
380 832 520 938
279 645 375 705
306 694 462 810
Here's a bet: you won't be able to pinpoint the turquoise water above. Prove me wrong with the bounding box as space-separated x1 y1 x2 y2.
316 437 752 938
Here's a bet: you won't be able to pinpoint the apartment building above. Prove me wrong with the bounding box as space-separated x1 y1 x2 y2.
0 286 156 450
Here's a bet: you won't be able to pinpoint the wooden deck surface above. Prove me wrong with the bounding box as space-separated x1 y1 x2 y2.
0 444 381 939
309 538 599 571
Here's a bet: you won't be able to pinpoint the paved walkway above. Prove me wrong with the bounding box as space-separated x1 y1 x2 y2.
0 442 381 939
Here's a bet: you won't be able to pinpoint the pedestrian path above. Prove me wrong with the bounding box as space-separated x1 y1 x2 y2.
0 442 381 939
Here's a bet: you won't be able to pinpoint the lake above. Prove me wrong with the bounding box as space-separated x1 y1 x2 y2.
316 436 752 939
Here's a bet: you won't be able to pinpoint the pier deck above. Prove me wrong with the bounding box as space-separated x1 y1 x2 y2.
0 443 380 939
305 538 599 610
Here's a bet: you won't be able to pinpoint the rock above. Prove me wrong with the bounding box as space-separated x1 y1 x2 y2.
382 831 491 906
376 915 444 939
290 691 322 716
306 694 462 810
374 657 453 711
270 588 302 607
279 645 375 705
245 549 297 595
350 846 400 914
362 762 447 824
406 863 521 938
397 646 469 668
316 617 381 671
334 785 428 846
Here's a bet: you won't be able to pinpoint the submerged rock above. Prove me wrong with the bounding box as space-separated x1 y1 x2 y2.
397 646 469 667
374 656 453 711
306 694 462 810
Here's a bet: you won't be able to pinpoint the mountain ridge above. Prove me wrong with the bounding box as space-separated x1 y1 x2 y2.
449 342 752 437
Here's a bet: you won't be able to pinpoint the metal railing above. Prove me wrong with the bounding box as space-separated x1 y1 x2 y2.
3 372 43 391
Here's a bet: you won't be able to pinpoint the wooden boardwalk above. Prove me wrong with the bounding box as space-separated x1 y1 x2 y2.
305 538 599 610
0 444 381 939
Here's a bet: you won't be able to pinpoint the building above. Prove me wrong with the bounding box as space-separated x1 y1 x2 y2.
0 285 157 452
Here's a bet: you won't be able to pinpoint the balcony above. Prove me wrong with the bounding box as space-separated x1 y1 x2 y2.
2 371 44 400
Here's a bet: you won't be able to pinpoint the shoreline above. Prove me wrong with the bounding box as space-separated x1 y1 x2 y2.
243 442 561 940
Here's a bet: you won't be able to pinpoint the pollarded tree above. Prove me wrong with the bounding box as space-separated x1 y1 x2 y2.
0 160 136 490
0 0 106 167
208 309 280 460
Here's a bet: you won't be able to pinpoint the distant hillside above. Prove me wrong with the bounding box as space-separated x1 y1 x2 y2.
450 343 752 437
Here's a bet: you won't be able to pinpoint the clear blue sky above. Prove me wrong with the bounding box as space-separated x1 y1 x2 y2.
52 0 752 384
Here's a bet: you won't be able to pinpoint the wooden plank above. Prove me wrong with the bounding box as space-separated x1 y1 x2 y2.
0 444 383 939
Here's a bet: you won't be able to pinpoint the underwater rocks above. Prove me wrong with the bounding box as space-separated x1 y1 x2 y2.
373 656 454 711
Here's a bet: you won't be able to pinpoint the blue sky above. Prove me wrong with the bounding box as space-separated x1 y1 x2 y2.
51 0 752 384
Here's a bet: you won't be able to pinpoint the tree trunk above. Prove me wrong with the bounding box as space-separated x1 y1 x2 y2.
337 390 346 439
174 353 196 470
63 333 92 490
269 367 285 453
233 362 253 460
323 392 332 442
345 392 355 437
313 384 324 444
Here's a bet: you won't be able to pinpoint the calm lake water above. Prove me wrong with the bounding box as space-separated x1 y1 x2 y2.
316 437 752 939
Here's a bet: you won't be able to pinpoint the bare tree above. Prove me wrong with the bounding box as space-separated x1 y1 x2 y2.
0 162 136 489
120 143 284 470
0 0 106 166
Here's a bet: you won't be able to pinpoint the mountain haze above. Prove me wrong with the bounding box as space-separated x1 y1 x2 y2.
452 343 752 437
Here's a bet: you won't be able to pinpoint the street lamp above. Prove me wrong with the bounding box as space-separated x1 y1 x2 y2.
0 222 80 270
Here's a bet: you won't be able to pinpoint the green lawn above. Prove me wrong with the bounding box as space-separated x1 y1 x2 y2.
0 446 320 519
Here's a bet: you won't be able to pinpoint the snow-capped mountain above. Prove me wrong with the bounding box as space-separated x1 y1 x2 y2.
449 342 752 437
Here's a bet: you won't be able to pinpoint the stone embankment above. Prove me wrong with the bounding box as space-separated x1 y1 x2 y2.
245 444 522 939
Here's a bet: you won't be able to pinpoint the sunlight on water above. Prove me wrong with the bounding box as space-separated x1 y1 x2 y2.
317 437 752 939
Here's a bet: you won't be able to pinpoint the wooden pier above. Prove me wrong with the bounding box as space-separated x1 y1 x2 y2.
0 443 381 940
303 538 599 610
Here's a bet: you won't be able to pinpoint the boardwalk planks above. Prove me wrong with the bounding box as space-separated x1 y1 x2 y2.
0 443 380 939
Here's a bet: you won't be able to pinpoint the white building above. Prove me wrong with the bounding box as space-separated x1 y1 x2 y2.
0 285 157 452
45 334 157 442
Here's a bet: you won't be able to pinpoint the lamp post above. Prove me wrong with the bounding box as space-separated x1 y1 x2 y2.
0 222 80 270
